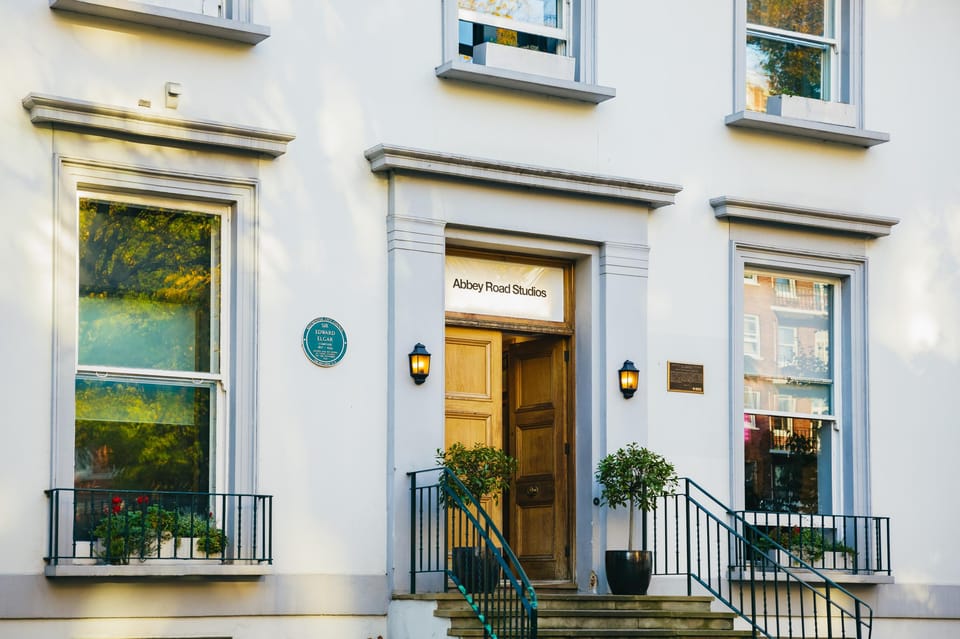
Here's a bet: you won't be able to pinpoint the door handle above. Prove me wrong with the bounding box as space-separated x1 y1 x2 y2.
526 485 540 498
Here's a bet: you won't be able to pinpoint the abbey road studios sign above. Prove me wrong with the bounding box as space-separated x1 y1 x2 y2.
445 255 564 322
302 317 348 367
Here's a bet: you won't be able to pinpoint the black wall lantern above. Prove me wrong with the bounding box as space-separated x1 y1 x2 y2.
409 343 431 385
618 360 639 399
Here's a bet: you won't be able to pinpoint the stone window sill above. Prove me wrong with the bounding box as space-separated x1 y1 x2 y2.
436 59 615 105
725 110 889 148
50 0 269 44
45 562 271 579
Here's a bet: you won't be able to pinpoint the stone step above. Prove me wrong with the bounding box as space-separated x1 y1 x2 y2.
435 593 716 614
537 595 718 614
443 609 736 631
446 629 753 639
433 592 752 639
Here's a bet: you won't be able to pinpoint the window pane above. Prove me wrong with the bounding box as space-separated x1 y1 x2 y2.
460 0 561 28
74 378 212 492
458 21 561 56
744 415 828 512
78 199 221 373
747 0 831 37
744 271 834 414
746 35 824 112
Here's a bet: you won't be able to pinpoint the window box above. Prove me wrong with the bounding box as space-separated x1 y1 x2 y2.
766 95 857 128
473 41 575 82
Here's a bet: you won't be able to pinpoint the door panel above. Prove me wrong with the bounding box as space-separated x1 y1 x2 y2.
445 327 503 530
508 337 569 581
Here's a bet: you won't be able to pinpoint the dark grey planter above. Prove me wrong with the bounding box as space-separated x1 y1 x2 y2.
605 549 653 595
451 547 502 594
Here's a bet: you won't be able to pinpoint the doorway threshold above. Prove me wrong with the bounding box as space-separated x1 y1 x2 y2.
531 579 579 594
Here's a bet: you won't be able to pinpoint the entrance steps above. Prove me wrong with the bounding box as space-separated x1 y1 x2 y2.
429 592 753 639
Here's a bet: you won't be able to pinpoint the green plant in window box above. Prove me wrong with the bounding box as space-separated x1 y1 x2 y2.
172 511 228 556
196 527 228 555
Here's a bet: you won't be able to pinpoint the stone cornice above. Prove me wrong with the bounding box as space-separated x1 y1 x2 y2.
23 93 294 158
364 144 681 209
710 196 899 238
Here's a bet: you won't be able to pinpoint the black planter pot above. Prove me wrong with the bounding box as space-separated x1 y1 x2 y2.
605 550 653 595
451 547 502 594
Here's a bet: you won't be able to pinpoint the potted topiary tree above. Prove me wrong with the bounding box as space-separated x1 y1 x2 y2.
436 442 517 593
595 443 677 595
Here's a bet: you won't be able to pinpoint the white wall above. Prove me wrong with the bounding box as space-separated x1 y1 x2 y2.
0 0 957 634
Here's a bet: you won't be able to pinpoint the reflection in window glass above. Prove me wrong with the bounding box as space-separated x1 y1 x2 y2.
744 415 826 512
746 36 824 112
76 198 223 494
744 270 836 513
78 199 220 373
747 0 830 36
459 0 561 28
75 378 212 492
744 314 761 356
457 0 565 59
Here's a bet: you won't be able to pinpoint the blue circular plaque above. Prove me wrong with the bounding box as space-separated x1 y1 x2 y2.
302 317 347 367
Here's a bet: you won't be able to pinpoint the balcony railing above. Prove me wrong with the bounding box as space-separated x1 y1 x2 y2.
45 488 272 567
734 511 891 576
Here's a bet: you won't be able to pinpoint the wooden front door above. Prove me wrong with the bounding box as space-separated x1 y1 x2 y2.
507 337 570 581
444 326 504 531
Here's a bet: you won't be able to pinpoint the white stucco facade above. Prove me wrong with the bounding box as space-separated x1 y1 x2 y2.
0 1 958 637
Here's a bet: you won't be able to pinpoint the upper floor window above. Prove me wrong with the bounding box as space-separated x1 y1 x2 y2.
436 0 615 104
746 0 838 113
726 0 889 147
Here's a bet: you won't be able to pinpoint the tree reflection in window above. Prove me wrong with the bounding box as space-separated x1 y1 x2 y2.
75 199 220 492
746 0 832 112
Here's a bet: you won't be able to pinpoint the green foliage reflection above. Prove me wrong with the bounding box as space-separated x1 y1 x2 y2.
75 379 211 492
78 199 220 372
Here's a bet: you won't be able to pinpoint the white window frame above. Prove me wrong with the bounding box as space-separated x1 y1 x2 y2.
437 0 615 104
52 157 260 504
727 0 890 147
731 245 869 518
49 0 269 44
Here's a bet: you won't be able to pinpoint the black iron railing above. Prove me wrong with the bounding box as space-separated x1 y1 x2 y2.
734 511 891 576
646 478 875 638
409 468 537 639
45 488 272 565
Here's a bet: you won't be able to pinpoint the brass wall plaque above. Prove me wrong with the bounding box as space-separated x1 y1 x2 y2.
667 361 704 394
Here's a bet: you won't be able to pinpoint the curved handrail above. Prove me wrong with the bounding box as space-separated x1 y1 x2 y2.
408 467 537 639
